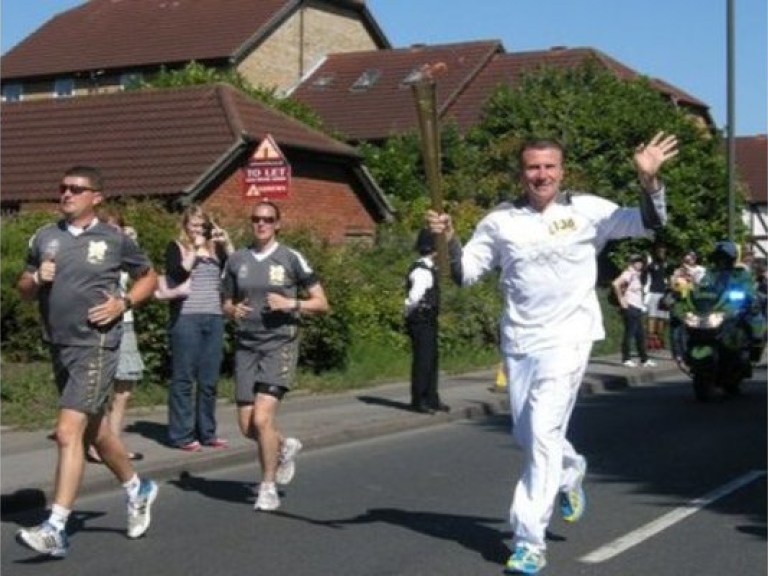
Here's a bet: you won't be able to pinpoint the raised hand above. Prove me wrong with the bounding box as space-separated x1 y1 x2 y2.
634 131 679 189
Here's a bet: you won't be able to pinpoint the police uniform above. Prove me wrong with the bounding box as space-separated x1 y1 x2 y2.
404 229 443 413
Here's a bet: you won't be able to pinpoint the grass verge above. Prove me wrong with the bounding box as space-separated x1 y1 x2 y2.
1 307 619 431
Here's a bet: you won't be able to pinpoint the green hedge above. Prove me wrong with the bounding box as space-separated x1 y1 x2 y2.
1 201 504 385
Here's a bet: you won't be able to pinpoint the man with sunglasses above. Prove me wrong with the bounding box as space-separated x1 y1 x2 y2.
222 200 329 511
16 166 160 558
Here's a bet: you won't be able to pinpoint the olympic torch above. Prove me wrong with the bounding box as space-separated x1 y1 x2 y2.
409 62 448 276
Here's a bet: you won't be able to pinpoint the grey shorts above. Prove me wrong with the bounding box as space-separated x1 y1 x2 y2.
235 339 298 404
52 344 119 415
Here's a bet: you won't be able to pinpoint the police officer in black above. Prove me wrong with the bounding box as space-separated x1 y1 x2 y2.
404 228 449 414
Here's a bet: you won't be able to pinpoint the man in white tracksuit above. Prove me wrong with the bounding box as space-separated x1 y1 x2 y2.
427 132 679 574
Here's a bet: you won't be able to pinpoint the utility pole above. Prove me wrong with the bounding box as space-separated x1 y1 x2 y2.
727 0 736 241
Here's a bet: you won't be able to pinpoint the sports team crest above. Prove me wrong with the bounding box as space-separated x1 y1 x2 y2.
87 241 108 264
269 265 286 285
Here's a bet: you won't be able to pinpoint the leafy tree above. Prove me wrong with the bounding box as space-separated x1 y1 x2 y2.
467 61 743 267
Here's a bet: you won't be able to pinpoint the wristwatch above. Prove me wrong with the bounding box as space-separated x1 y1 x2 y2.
122 295 134 311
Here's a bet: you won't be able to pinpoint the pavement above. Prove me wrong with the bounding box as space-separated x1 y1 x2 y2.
0 352 681 515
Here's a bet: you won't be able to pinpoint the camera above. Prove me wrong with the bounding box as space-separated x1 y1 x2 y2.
202 221 215 240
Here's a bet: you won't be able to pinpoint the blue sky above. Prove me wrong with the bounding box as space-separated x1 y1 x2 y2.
2 0 765 136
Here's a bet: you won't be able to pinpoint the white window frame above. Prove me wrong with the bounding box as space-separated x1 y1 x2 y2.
54 78 75 98
2 83 23 102
350 69 381 92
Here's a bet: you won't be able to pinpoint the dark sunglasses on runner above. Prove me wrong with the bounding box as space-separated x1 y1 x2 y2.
59 183 97 195
251 216 276 224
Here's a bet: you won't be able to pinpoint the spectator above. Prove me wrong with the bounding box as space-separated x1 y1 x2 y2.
165 204 234 451
671 250 706 287
222 201 329 512
613 254 655 368
404 228 449 414
15 166 159 558
86 208 146 463
643 243 671 350
753 257 767 307
751 257 768 363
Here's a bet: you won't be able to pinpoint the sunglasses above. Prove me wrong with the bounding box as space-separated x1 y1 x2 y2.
59 183 97 195
251 216 276 224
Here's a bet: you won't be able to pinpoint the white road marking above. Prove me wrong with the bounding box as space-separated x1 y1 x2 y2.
579 469 766 564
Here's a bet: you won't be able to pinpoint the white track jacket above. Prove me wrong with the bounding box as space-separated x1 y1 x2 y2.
449 190 666 355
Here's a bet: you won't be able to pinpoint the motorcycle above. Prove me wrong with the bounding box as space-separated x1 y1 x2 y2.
679 288 756 401
671 243 766 402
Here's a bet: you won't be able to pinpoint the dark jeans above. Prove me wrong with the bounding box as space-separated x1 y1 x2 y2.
407 317 439 409
167 314 224 446
621 305 648 363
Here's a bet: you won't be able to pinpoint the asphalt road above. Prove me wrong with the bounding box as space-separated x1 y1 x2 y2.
2 370 765 576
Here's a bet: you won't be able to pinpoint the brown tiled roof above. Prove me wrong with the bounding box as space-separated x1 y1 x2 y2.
446 47 711 132
1 0 389 80
293 43 712 140
0 83 371 205
290 40 503 141
736 134 767 204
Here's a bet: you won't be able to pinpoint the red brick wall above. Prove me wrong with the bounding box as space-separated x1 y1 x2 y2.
14 162 379 246
203 161 377 244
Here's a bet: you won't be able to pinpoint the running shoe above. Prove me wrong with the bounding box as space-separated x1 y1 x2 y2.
16 521 69 558
254 482 280 511
276 437 302 485
127 479 159 538
559 461 587 523
641 359 657 368
622 359 638 368
505 544 546 574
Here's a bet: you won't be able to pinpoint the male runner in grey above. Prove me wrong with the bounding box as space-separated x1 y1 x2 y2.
222 200 329 511
15 165 160 558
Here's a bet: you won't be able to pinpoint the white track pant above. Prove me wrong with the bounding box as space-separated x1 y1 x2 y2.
505 342 591 551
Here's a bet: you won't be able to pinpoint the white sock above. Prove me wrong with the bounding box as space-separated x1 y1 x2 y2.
48 504 70 532
123 474 141 499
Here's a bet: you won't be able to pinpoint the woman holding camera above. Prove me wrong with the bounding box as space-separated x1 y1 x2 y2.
165 204 234 451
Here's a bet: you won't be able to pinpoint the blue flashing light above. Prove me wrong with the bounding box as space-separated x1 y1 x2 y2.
726 289 746 302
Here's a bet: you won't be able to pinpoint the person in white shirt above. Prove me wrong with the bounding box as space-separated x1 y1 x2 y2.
426 132 678 574
403 229 448 414
613 254 655 368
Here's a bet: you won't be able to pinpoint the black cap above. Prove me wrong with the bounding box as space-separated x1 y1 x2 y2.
415 228 436 255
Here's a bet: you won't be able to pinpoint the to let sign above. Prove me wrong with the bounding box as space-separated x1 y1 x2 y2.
241 134 291 199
